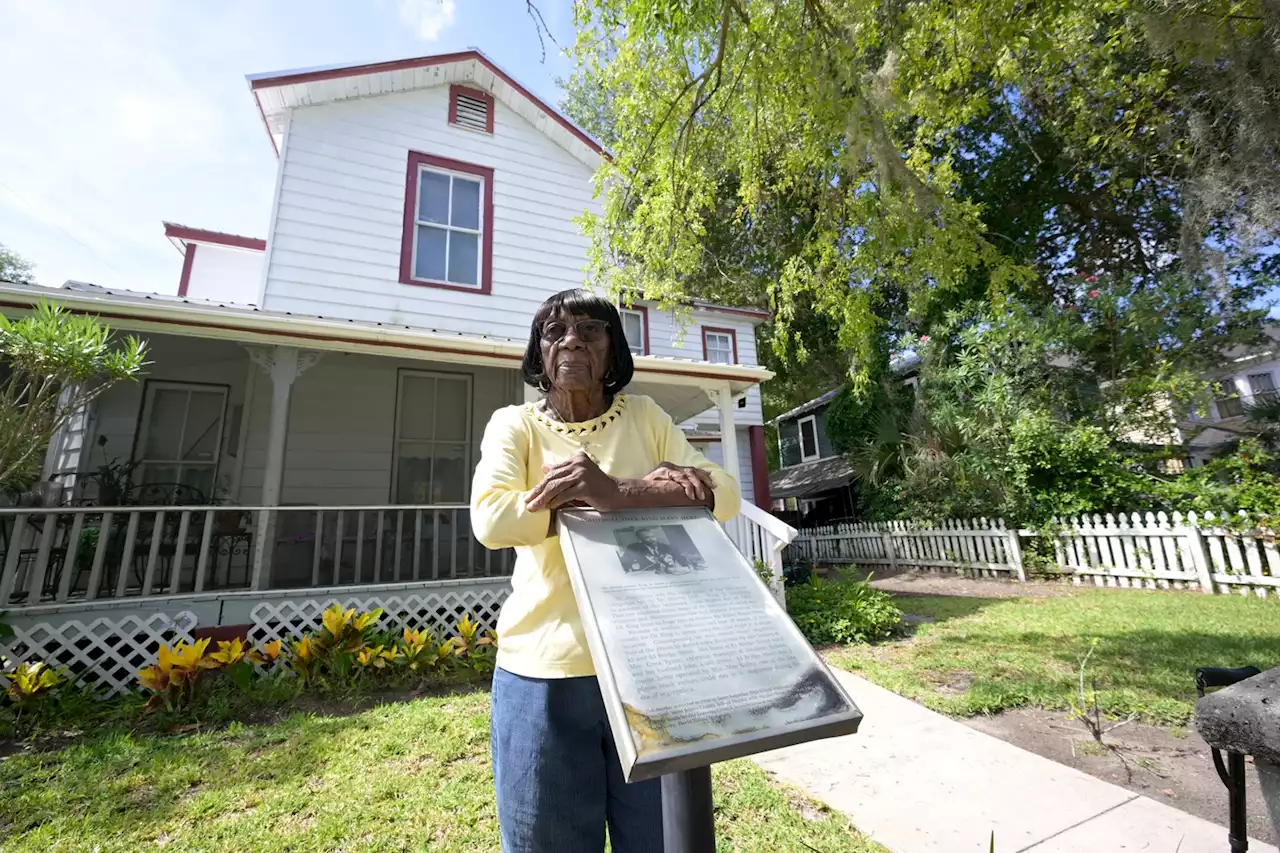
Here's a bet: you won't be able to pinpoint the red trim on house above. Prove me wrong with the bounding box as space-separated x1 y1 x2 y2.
177 243 197 297
748 425 772 508
0 298 769 385
250 50 608 159
701 326 739 364
164 223 267 252
449 84 495 134
621 303 650 355
399 151 495 295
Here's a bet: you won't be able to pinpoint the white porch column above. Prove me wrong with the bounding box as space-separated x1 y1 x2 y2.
716 382 745 553
244 346 322 589
716 383 742 486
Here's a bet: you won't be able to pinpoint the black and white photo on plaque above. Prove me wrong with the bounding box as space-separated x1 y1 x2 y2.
613 524 707 576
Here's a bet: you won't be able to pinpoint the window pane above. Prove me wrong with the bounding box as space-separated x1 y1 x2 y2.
417 170 450 225
179 465 215 499
447 231 479 286
143 389 186 459
414 225 447 281
182 391 223 462
141 464 179 487
434 378 469 441
1249 372 1276 394
451 178 481 230
431 444 468 502
399 375 437 441
800 420 818 458
622 312 643 353
396 442 435 504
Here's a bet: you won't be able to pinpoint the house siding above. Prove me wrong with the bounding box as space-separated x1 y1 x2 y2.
639 305 763 428
778 406 837 468
238 356 519 506
262 86 601 340
86 337 253 494
185 244 263 305
697 428 756 507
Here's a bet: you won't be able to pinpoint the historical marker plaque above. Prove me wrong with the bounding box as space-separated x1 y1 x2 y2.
557 507 863 782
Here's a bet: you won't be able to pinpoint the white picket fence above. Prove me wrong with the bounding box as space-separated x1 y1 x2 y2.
788 511 1280 597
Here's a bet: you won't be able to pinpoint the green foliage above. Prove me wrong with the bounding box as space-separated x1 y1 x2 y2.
827 272 1272 525
1147 440 1280 526
569 0 1279 402
0 242 35 286
786 576 902 645
0 300 148 492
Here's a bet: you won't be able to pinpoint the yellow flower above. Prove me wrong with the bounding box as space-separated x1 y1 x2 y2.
294 635 316 661
138 664 167 693
357 644 395 669
321 605 354 637
209 638 246 667
262 640 283 660
403 628 428 647
456 615 479 641
352 608 383 632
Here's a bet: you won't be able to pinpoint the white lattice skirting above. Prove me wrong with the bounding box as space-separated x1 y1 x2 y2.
1 612 199 698
246 586 510 649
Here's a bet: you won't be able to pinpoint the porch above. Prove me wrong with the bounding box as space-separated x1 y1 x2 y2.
0 284 792 691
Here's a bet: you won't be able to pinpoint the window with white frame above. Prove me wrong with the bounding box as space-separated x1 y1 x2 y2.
393 371 472 504
619 308 647 355
134 382 228 497
798 414 820 462
704 329 735 365
401 153 492 291
1248 372 1277 402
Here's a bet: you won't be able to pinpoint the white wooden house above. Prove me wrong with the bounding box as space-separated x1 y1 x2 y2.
0 50 794 695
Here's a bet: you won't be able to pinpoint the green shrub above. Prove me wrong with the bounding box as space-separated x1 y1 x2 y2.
786 576 902 645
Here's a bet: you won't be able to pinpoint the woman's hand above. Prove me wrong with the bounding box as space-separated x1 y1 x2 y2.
644 462 714 502
526 451 621 512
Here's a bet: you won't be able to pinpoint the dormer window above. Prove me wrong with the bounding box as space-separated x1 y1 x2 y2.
399 151 494 294
449 85 495 134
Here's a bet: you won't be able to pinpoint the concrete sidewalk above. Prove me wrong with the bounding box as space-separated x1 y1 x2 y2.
754 671 1277 853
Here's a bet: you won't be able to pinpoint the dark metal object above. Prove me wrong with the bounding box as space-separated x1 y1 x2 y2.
662 767 715 853
1196 665 1262 853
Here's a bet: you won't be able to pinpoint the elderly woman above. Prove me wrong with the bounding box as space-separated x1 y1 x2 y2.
471 288 740 853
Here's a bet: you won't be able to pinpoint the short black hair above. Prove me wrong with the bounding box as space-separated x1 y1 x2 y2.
522 288 635 395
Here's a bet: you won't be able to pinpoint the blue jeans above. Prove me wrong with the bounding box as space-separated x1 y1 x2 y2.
491 667 662 853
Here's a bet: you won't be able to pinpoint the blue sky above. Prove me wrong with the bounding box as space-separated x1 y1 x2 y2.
0 0 578 294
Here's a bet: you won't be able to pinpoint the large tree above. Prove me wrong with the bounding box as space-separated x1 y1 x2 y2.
0 242 36 286
565 0 1279 391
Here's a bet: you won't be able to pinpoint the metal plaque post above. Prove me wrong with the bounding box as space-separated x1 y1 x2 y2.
662 766 716 853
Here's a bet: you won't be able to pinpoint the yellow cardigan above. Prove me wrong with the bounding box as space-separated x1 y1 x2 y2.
470 393 741 678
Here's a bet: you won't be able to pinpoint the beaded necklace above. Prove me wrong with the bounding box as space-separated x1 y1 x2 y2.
530 394 629 462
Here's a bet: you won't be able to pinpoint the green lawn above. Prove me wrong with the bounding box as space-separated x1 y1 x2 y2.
831 588 1280 726
0 688 886 853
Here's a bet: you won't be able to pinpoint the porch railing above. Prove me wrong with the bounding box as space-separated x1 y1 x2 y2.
725 501 799 600
0 504 514 609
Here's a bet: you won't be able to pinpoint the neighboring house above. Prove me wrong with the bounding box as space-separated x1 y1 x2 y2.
1178 325 1280 466
0 50 789 685
767 355 921 525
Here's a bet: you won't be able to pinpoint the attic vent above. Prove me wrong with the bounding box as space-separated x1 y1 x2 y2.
450 85 494 134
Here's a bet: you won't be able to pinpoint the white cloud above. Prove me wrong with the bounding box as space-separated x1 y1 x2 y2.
398 0 457 41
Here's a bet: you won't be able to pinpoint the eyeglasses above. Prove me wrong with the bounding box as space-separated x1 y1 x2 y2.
541 319 608 344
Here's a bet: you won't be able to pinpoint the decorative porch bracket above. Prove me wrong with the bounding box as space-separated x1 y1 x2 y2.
243 345 323 589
